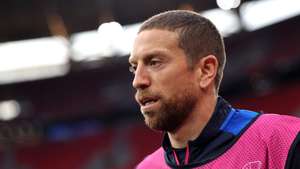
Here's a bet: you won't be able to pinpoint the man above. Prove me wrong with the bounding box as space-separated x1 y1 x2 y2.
128 10 300 169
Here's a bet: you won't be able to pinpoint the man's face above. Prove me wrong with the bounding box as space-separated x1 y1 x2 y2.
129 29 200 132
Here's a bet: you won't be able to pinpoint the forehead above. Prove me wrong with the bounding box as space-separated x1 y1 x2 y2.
129 29 180 62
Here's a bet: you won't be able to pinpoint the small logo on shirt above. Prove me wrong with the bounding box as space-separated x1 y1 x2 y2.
242 161 262 169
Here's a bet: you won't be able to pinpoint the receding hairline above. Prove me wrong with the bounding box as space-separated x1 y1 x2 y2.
130 29 183 62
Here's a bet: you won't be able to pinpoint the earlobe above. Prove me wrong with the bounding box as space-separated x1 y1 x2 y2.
198 55 218 89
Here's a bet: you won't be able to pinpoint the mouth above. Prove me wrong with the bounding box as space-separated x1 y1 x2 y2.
138 96 159 112
139 96 159 106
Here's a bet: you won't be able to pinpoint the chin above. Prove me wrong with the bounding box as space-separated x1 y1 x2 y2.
144 117 160 130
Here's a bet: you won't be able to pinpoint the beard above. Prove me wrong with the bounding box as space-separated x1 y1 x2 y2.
141 87 198 132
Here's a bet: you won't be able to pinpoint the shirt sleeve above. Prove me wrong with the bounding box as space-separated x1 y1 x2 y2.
285 132 300 169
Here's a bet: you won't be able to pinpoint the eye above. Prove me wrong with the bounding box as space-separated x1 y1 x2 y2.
129 65 136 74
149 58 161 67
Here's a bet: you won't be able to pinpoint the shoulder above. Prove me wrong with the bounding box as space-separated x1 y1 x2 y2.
256 113 300 132
136 147 167 169
252 113 300 144
254 114 300 168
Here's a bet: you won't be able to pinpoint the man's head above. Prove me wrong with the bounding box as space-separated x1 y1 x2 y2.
129 10 226 132
139 10 226 91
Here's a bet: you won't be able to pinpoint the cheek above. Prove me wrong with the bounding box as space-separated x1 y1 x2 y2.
162 72 196 89
161 79 198 102
152 65 197 95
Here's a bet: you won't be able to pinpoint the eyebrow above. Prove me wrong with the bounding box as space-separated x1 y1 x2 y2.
130 49 167 62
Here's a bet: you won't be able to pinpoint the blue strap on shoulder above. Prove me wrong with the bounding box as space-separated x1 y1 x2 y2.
220 108 259 135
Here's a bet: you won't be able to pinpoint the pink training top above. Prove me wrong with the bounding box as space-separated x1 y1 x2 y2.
137 114 300 169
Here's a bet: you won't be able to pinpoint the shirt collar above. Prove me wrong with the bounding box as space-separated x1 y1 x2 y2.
162 96 232 152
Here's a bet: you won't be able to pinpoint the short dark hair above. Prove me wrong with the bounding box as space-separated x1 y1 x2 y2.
139 10 226 92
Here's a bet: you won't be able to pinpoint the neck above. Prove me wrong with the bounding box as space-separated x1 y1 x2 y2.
167 93 217 149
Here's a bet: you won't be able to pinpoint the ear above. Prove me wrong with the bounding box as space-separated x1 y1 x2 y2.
196 55 218 89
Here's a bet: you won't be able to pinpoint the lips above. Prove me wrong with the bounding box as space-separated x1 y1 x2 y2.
140 97 158 106
137 95 159 112
139 96 158 106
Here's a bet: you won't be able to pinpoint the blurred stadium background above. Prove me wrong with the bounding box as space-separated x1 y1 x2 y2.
0 0 300 168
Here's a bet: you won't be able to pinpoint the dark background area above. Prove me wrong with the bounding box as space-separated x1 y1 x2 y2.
0 0 217 42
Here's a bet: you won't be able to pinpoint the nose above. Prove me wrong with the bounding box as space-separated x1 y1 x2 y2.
132 64 151 90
